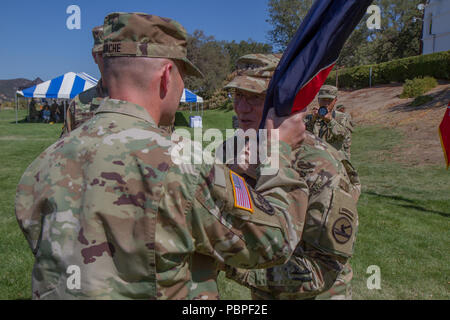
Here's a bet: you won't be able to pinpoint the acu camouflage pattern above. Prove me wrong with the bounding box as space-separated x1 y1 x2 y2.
335 104 345 112
224 132 361 300
306 110 353 160
61 80 108 137
15 98 309 300
318 85 338 100
102 12 203 78
224 54 282 94
92 25 104 53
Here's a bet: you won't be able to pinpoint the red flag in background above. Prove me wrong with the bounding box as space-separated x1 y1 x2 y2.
439 102 450 169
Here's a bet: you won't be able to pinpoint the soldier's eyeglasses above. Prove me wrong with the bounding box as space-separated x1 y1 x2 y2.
234 92 266 106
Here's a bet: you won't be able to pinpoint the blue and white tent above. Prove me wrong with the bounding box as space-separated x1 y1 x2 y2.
180 88 204 117
180 88 203 103
15 72 98 124
16 72 98 99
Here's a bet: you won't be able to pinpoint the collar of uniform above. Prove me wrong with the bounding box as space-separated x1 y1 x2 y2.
95 98 157 125
96 78 109 98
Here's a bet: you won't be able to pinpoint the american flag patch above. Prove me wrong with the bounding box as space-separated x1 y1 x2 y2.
230 171 253 213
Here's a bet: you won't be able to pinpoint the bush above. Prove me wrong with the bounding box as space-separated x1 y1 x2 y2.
400 77 438 98
410 95 434 107
326 50 450 89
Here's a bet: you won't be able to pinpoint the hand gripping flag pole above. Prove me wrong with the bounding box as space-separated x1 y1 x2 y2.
260 0 374 128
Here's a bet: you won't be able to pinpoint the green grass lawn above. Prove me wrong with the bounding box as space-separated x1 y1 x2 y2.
0 108 448 300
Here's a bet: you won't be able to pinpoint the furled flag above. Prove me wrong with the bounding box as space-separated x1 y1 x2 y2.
439 102 450 169
261 0 373 126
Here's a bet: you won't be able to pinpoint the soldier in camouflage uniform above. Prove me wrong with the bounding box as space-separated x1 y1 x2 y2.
15 12 309 300
220 54 361 300
306 85 353 159
62 25 108 136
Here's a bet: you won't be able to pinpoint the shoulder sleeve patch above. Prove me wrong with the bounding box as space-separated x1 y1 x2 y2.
229 170 254 213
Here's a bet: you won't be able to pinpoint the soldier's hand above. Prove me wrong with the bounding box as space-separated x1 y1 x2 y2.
323 111 332 122
265 109 306 150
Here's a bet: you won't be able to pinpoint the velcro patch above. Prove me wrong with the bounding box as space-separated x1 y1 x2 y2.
230 171 253 213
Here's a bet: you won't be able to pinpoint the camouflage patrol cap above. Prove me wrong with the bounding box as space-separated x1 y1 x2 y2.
102 12 203 78
224 53 282 94
318 85 338 99
92 25 104 53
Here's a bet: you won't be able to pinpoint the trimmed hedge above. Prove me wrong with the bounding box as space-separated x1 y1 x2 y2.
326 50 450 89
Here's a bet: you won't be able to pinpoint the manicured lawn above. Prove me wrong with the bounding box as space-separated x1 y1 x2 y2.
0 108 448 299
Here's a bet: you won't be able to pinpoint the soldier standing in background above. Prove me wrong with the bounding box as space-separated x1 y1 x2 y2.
306 85 353 159
15 12 309 300
220 54 361 300
28 99 39 122
62 25 108 136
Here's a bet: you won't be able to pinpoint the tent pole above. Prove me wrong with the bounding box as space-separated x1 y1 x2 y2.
64 100 67 122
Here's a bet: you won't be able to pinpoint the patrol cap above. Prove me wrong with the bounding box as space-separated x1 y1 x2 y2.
102 12 203 78
224 53 282 94
92 25 104 54
318 85 338 99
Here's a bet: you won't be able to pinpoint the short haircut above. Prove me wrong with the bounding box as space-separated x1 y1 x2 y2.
103 56 176 90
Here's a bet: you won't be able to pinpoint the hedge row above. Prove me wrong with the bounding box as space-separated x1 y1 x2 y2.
325 50 450 89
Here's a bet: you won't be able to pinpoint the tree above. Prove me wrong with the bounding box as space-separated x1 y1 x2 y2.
266 0 427 67
224 40 273 71
185 31 274 99
367 0 425 64
185 30 231 99
266 0 313 50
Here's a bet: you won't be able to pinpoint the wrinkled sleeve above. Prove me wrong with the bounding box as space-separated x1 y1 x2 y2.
191 142 308 270
327 119 350 140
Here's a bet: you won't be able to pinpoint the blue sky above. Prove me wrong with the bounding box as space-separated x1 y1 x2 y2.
0 0 272 81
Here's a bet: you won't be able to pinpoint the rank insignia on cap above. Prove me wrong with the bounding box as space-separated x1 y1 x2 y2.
229 171 253 213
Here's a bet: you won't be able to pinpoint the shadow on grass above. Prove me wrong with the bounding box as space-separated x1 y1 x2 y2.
365 191 450 218
397 204 450 218
8 118 64 125
174 112 189 127
9 117 28 124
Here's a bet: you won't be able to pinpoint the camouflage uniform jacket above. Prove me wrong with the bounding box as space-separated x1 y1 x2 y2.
224 132 361 299
62 80 108 136
306 110 353 160
15 98 309 300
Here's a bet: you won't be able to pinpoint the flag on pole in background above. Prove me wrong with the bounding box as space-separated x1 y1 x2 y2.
261 0 373 127
439 102 450 169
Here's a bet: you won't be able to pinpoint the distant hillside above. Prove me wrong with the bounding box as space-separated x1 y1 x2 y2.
0 77 43 101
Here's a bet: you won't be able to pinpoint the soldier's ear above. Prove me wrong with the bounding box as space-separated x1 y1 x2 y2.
160 63 172 99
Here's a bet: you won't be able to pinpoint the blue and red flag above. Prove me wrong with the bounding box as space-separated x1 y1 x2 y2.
439 102 450 169
261 0 373 126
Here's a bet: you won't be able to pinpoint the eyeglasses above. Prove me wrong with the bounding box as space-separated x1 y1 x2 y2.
234 92 266 106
